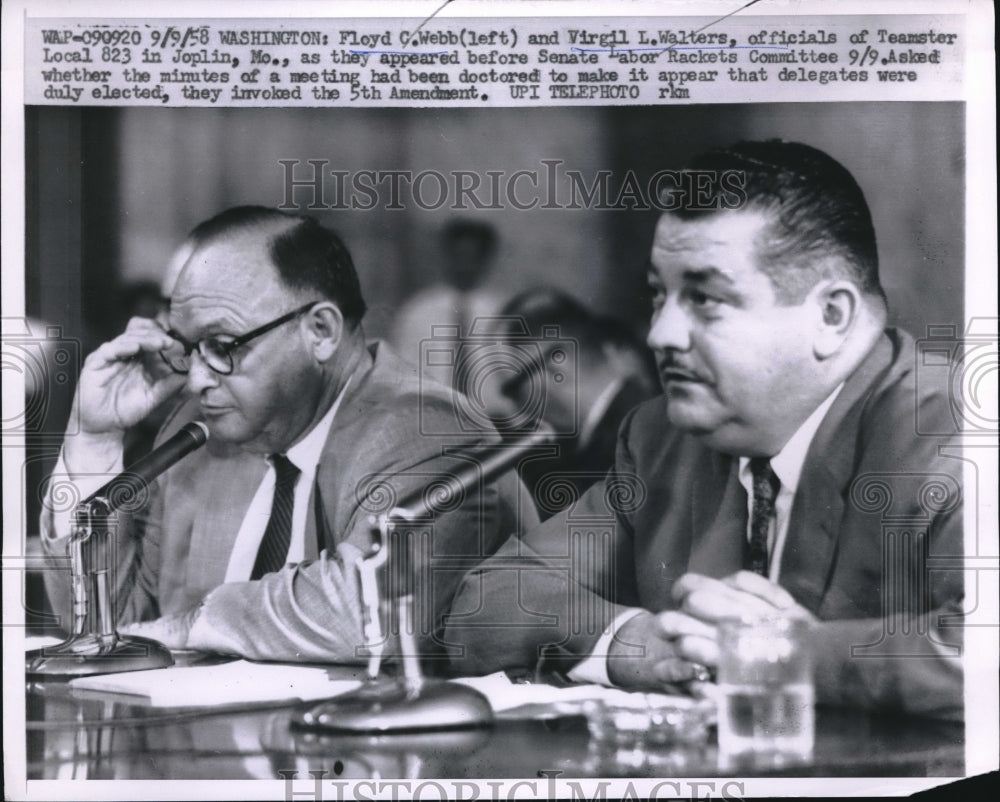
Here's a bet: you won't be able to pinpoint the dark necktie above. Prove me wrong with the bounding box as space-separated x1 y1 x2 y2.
748 457 780 577
250 454 300 580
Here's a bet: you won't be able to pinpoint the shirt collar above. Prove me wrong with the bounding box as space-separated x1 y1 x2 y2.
738 382 844 495
276 376 352 475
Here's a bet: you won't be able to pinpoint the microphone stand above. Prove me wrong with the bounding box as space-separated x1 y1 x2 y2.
26 422 209 678
292 426 554 734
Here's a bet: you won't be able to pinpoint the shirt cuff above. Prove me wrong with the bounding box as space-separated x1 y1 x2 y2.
41 447 125 554
566 607 646 686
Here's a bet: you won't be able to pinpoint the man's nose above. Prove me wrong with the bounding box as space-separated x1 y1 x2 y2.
647 297 691 352
185 351 220 394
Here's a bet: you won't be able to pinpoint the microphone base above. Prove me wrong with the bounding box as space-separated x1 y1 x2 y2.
26 634 174 678
291 679 494 734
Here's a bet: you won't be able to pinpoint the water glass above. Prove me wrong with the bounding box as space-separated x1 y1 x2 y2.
715 615 815 768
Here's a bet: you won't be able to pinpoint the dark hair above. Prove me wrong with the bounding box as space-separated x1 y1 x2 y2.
186 206 367 326
670 140 883 305
442 218 498 255
498 287 610 357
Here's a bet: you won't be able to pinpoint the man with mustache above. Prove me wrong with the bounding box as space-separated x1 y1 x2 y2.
446 140 964 718
40 206 528 663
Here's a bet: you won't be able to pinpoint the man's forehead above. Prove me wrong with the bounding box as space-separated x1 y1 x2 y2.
174 231 280 295
167 284 251 334
169 230 289 330
649 210 771 278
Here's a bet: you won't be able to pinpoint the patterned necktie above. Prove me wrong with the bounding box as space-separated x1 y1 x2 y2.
748 457 780 577
250 454 300 580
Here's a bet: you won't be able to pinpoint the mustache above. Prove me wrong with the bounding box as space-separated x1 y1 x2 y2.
655 354 708 383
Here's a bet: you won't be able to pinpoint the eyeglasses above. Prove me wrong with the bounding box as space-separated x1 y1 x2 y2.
159 301 320 376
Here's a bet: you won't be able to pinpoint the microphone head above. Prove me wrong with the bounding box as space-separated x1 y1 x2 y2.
184 420 211 445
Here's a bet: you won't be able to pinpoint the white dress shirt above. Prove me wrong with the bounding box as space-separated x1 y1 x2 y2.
570 383 844 685
44 380 351 581
735 384 843 584
222 381 348 581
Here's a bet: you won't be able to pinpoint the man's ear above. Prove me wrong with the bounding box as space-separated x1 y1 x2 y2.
302 302 344 362
812 280 861 359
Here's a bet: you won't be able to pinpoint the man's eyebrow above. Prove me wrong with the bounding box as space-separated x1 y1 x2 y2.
681 267 735 286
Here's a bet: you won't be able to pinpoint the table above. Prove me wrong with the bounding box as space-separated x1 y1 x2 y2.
26 674 964 780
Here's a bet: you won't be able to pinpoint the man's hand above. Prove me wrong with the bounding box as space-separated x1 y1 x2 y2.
64 317 187 471
76 317 186 434
606 610 715 693
662 571 817 667
120 606 201 650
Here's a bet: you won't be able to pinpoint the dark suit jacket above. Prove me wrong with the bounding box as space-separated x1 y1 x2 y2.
518 378 656 519
42 343 534 664
445 330 964 718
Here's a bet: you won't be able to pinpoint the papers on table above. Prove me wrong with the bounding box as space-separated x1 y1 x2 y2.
68 659 364 708
451 671 707 718
65 660 707 720
24 635 65 651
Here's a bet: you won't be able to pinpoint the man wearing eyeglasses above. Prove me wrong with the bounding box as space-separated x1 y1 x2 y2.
40 205 529 663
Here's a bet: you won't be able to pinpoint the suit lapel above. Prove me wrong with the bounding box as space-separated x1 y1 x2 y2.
306 480 333 559
182 451 266 596
780 462 845 610
304 480 320 560
688 451 747 577
305 345 383 557
778 332 897 611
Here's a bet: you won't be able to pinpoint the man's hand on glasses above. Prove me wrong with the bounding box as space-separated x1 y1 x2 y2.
61 303 320 476
63 317 188 474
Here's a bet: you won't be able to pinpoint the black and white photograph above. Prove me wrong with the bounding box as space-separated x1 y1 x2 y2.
3 1 997 799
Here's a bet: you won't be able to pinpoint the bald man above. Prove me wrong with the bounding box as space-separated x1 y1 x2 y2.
41 206 530 664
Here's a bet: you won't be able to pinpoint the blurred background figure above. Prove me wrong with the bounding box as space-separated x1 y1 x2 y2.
391 218 506 387
112 279 168 324
495 287 659 518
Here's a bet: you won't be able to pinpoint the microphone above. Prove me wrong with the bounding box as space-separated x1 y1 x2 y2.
295 424 555 734
86 421 210 511
379 425 554 604
26 420 210 678
389 425 555 522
